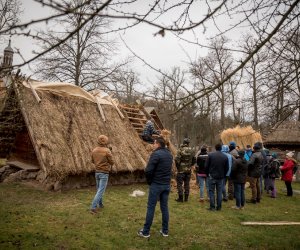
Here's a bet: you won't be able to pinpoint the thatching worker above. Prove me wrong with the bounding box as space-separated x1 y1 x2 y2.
230 150 248 210
141 119 161 144
246 144 263 204
138 137 173 238
280 152 296 197
90 135 114 214
221 145 233 202
205 143 229 211
175 138 195 202
228 141 238 200
195 145 209 202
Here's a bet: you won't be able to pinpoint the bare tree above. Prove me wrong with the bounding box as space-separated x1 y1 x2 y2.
0 0 299 117
0 0 21 35
34 0 125 90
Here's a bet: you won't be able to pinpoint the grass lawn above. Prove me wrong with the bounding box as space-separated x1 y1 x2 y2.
0 180 299 250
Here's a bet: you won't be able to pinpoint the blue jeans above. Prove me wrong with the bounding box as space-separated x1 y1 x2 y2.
222 177 228 199
233 183 245 207
91 172 109 209
197 175 209 199
143 183 170 235
208 177 223 210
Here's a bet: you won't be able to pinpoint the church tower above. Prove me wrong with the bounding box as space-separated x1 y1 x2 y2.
2 39 14 70
0 40 14 87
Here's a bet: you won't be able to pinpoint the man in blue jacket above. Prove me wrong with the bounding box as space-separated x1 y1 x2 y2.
205 143 229 211
138 137 173 238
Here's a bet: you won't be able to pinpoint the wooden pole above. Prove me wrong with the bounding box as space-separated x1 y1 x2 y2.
241 221 300 226
95 97 106 122
108 95 124 119
27 78 41 103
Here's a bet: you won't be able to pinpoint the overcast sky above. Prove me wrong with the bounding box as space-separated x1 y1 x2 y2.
6 0 244 90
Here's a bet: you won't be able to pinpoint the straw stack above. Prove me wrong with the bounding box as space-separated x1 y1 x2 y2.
220 125 262 149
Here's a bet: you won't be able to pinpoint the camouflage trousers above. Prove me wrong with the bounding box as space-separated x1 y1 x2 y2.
176 172 191 196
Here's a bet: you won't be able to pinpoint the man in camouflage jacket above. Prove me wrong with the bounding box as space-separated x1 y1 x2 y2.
175 138 195 202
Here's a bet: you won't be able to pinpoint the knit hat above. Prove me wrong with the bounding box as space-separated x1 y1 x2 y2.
229 141 236 148
183 138 190 145
254 142 263 150
286 152 294 158
200 145 208 153
97 135 108 146
221 145 229 153
271 153 277 159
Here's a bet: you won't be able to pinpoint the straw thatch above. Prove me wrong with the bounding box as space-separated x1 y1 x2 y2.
264 121 300 147
220 125 262 149
0 77 151 183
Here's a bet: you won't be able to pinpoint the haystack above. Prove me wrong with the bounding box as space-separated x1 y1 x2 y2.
0 76 156 189
220 125 262 149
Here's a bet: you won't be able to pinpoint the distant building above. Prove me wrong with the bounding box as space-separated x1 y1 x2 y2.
0 39 14 86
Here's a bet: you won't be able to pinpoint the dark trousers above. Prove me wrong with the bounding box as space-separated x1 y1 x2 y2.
176 172 191 196
141 134 154 144
248 177 261 201
285 181 293 196
234 183 245 208
208 177 223 210
143 183 170 234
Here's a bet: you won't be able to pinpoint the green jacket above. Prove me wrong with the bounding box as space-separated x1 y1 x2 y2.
175 144 195 173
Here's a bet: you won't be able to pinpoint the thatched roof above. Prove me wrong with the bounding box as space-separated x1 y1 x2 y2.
0 77 151 180
264 121 300 146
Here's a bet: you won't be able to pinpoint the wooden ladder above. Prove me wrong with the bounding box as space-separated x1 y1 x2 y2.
119 105 147 134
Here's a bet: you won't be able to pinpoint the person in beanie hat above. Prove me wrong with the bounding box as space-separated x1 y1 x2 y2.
280 152 296 196
228 141 238 200
141 119 161 144
90 135 114 214
247 144 263 204
195 145 209 202
264 153 281 198
175 138 195 202
230 150 248 209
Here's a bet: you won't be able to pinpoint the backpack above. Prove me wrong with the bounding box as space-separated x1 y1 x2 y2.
293 165 298 175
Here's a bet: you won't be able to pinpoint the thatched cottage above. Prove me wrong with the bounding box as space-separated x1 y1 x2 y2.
0 76 166 190
264 121 300 161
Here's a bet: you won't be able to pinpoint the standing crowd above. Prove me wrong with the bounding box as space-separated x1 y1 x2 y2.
88 130 298 238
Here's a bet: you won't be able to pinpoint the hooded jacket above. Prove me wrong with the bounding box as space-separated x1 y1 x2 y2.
91 135 114 173
281 158 296 182
248 150 263 178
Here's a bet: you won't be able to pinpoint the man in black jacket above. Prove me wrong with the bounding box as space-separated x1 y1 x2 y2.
205 143 229 211
247 144 263 204
138 137 173 238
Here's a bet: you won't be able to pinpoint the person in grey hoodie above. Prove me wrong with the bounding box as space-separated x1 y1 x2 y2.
221 145 233 202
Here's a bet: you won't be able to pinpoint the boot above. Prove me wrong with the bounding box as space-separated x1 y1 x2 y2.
184 194 189 202
175 195 183 202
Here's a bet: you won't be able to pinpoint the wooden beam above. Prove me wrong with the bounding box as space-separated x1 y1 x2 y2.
128 117 147 122
27 79 41 103
95 98 106 122
131 122 144 127
241 221 300 226
107 96 125 119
